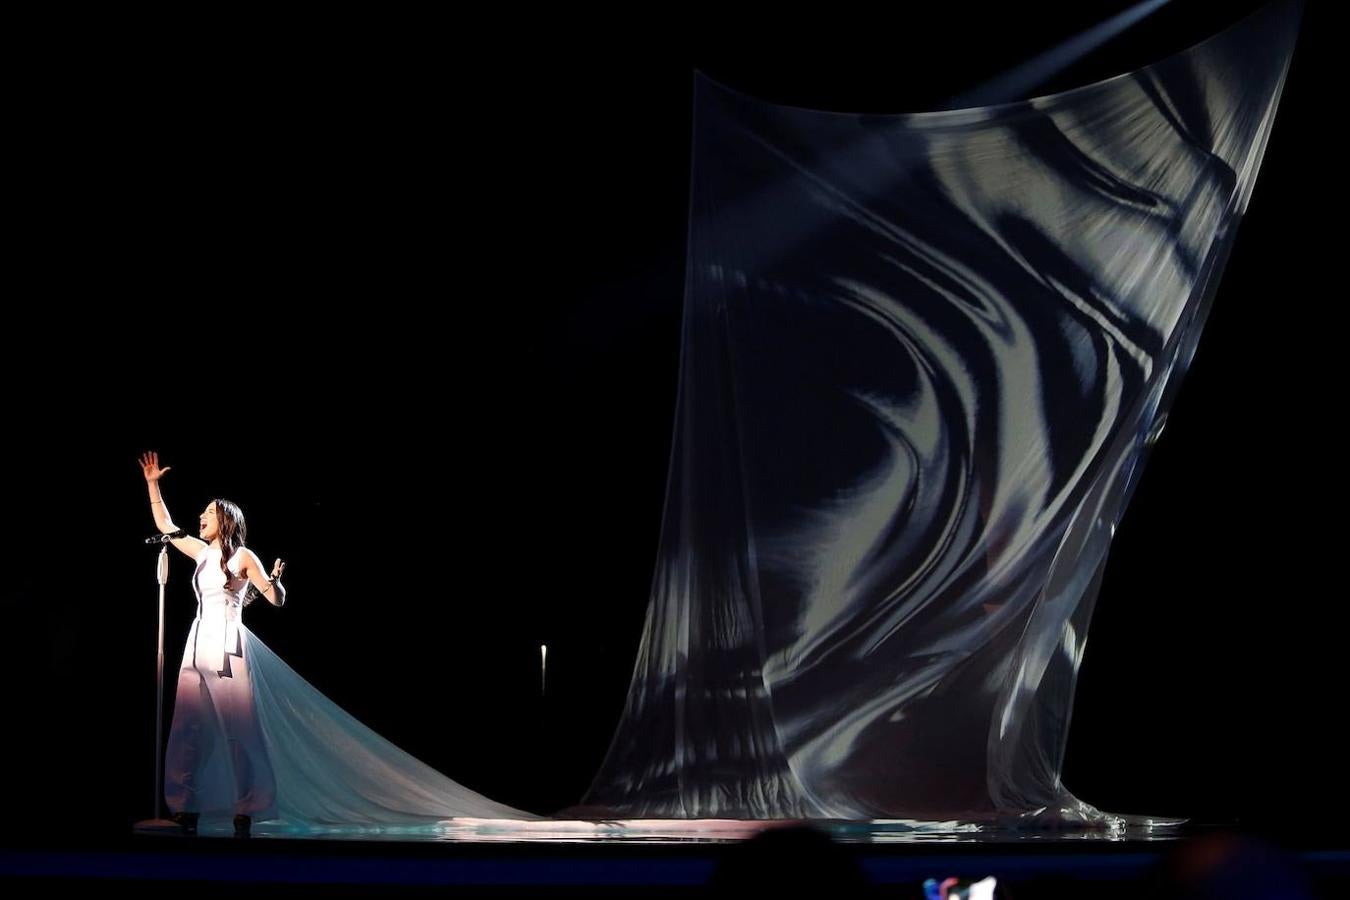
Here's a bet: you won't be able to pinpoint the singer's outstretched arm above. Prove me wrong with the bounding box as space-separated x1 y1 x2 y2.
239 549 287 607
139 450 207 559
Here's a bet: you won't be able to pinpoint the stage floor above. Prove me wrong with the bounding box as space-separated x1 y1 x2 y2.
5 818 1347 895
132 815 1187 843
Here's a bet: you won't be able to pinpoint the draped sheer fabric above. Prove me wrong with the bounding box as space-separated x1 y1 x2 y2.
174 620 535 836
584 2 1299 825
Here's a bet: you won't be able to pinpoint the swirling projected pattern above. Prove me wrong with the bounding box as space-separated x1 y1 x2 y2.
585 3 1299 825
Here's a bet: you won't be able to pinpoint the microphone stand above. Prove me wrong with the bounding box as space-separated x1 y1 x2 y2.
134 542 179 833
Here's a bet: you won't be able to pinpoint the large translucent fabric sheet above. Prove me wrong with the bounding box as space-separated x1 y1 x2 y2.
585 3 1299 825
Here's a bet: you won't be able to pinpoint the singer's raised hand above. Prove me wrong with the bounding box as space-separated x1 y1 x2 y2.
141 451 202 559
140 451 172 482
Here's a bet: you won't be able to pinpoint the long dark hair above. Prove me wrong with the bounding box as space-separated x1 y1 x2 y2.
212 498 257 603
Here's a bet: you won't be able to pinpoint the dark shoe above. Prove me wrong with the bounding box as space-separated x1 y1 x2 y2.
233 814 251 838
172 812 198 836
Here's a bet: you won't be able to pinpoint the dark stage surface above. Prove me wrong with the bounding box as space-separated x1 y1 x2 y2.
4 827 1349 896
6 0 1343 892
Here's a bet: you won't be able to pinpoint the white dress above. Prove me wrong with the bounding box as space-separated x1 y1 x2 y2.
163 545 533 833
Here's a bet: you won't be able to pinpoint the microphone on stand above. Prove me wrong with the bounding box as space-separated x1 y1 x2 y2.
145 528 189 544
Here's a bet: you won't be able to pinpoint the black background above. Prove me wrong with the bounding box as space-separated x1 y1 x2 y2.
6 0 1340 841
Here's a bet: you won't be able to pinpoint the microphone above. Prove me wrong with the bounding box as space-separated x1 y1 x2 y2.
146 528 189 544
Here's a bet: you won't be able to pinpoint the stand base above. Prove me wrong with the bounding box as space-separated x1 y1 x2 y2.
132 818 182 834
